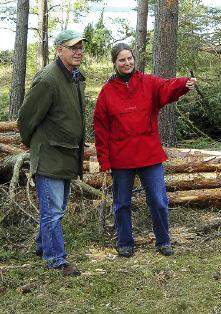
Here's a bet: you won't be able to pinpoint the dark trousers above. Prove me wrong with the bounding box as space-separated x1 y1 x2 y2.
111 164 170 248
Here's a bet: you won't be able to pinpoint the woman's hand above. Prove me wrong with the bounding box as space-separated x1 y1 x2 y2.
186 78 197 90
103 169 111 174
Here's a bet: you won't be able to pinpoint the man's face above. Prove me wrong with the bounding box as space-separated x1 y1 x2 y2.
57 41 84 70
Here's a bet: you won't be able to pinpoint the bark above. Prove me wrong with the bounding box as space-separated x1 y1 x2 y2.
0 121 18 132
82 146 221 174
83 144 97 160
0 134 21 145
71 180 102 199
168 188 221 208
83 173 113 189
165 172 221 191
194 219 221 234
0 143 25 154
199 45 221 55
83 171 221 192
166 147 221 158
153 0 179 146
16 283 37 294
0 152 30 183
9 0 29 120
135 0 148 72
37 0 48 70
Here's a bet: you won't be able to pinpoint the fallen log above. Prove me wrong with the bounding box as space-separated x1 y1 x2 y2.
166 147 221 157
165 160 221 173
82 146 221 173
194 219 221 234
0 121 17 132
83 144 96 160
83 171 221 191
0 143 25 154
83 173 113 189
0 133 21 145
83 156 221 174
165 172 221 191
168 188 221 208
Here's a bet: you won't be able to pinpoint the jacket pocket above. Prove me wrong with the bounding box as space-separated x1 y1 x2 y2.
48 140 79 149
111 107 152 140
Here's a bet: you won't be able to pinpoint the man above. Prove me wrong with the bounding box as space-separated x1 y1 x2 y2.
18 30 87 276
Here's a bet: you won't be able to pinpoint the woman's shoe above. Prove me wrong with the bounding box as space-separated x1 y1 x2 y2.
156 245 174 256
117 246 134 257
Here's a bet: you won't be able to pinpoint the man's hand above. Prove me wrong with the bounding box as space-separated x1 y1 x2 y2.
186 78 197 90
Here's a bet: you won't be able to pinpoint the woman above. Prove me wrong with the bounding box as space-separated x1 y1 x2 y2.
94 43 196 257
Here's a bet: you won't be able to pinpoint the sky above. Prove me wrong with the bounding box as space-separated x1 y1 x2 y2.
0 0 220 51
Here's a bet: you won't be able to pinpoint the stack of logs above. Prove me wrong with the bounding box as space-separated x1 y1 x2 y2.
0 121 221 208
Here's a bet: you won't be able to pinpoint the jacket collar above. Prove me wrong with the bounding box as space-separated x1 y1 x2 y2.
56 57 85 82
108 69 140 83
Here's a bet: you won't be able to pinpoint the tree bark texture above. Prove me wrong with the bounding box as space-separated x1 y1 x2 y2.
37 0 48 70
168 188 221 208
0 121 17 132
153 0 179 147
135 0 148 72
9 0 29 120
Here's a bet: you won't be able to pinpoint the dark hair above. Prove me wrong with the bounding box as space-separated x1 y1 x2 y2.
111 42 135 63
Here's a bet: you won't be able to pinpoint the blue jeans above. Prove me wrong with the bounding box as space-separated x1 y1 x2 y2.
35 175 70 268
112 164 170 248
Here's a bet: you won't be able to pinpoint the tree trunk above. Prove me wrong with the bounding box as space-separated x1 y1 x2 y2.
8 0 29 120
135 0 148 72
0 134 21 145
168 188 221 208
153 0 179 146
0 121 17 132
165 172 221 191
37 0 48 70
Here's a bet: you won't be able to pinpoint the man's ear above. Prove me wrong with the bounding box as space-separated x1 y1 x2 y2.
57 46 63 55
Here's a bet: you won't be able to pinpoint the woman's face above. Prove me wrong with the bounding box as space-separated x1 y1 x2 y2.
114 49 135 75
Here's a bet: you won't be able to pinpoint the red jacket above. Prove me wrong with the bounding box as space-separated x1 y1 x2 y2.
94 71 189 171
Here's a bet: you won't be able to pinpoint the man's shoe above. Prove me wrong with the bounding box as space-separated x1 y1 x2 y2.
61 264 81 277
156 245 174 256
117 246 134 258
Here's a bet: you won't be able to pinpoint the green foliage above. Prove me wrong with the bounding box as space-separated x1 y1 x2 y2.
0 91 9 121
177 80 221 141
26 43 38 77
0 5 16 25
84 9 112 58
0 50 13 65
177 0 221 73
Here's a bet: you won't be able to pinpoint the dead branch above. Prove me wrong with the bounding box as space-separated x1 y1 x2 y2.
9 152 30 199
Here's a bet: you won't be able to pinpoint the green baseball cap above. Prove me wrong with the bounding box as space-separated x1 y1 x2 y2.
54 30 86 47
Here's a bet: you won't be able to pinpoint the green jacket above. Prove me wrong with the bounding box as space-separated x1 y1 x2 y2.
17 58 86 179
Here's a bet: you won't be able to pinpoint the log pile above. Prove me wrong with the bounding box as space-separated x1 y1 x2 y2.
0 121 221 208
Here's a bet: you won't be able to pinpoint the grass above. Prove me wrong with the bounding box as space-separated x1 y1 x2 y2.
1 193 221 314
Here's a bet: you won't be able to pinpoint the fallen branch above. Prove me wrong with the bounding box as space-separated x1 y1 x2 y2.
194 219 221 234
9 152 30 199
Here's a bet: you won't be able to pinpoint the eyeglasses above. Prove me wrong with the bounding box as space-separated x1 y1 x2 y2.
60 44 84 53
